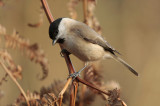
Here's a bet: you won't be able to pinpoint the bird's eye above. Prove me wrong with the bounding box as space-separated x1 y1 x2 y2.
54 30 58 35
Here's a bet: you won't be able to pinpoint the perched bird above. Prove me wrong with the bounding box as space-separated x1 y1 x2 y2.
49 18 138 77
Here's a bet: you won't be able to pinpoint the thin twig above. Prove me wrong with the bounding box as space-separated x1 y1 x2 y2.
0 60 30 106
58 78 72 106
70 80 79 106
70 82 75 106
41 0 53 23
77 77 110 95
73 80 78 105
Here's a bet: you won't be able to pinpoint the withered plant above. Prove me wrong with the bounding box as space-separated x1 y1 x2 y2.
0 0 127 106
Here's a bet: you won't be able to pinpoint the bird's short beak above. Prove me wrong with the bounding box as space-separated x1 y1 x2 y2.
52 40 57 46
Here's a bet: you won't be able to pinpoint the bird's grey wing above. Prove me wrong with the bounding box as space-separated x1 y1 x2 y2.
70 23 120 55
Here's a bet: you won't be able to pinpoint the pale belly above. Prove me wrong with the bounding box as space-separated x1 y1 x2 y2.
62 37 105 62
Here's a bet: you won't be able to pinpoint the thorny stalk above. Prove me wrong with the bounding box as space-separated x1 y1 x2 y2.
0 60 30 106
41 0 110 105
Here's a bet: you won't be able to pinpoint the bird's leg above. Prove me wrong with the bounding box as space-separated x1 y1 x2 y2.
60 49 71 57
68 65 88 80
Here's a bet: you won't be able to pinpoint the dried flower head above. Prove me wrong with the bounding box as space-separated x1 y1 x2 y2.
105 81 120 91
106 89 127 106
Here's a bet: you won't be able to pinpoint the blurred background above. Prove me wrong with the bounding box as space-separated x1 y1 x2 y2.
0 0 160 105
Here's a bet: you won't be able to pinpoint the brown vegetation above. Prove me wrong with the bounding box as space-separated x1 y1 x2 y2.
0 0 127 106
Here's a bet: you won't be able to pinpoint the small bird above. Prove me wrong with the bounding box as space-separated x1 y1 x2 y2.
49 18 138 77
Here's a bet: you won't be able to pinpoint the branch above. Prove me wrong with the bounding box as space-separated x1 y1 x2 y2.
58 78 72 106
41 0 53 23
0 60 30 106
77 77 110 95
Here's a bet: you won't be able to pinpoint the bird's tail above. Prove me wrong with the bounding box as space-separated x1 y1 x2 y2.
112 55 138 76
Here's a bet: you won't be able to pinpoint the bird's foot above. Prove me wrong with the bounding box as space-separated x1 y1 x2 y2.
68 65 88 80
60 49 71 57
68 71 81 80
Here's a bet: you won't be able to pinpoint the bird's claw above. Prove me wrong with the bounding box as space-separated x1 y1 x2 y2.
60 49 71 57
68 65 88 81
68 71 81 80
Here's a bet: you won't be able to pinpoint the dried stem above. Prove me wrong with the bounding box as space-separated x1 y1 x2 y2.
58 78 72 106
70 80 78 106
77 77 110 95
73 80 78 105
0 60 30 106
41 0 54 23
70 82 75 106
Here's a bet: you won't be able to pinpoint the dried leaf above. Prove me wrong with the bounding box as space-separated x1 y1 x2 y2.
0 73 8 86
41 93 58 106
83 64 102 88
0 50 22 80
28 6 44 28
3 29 48 80
14 91 41 106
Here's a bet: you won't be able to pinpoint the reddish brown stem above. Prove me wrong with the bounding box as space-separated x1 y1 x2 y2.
77 77 110 95
41 0 76 106
41 0 54 23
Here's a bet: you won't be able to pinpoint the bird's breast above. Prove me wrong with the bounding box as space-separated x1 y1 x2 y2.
62 35 105 62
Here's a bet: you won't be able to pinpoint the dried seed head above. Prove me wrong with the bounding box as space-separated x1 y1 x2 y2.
105 81 120 91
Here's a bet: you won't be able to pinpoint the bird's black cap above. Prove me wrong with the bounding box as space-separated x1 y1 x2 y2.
49 18 63 40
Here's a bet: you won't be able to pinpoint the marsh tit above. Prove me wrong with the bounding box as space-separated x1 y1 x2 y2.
49 18 138 77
